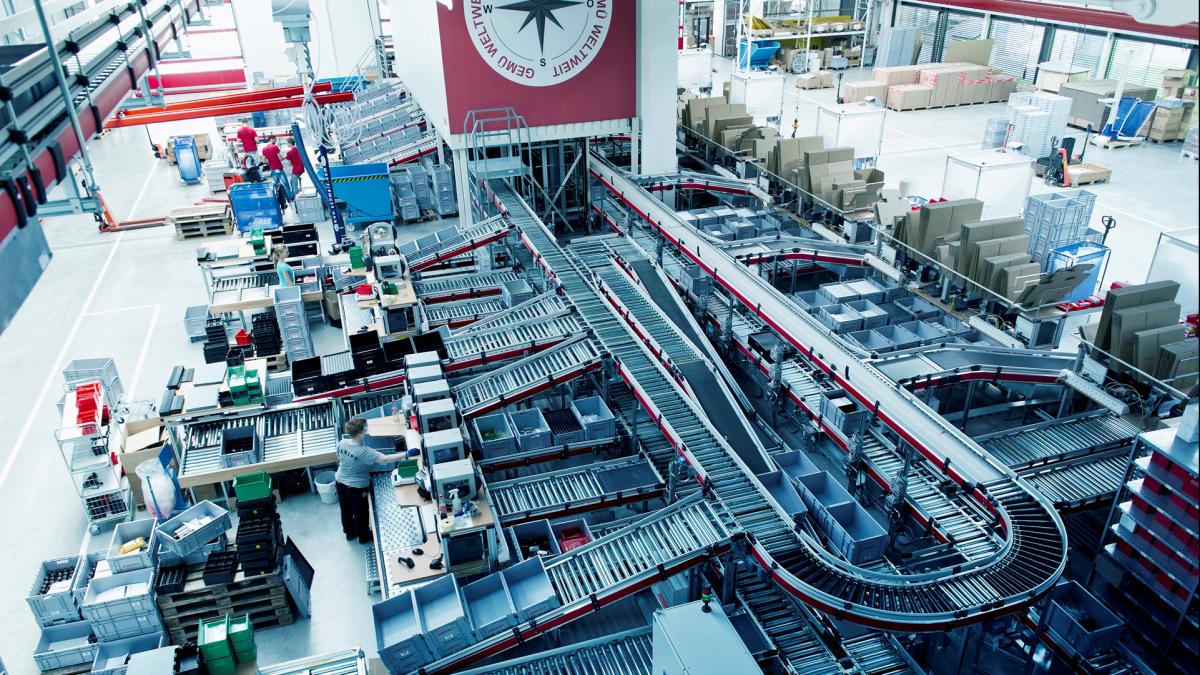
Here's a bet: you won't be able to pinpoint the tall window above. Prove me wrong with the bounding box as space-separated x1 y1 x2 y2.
988 19 1046 82
895 3 938 63
1048 29 1107 78
1107 38 1192 90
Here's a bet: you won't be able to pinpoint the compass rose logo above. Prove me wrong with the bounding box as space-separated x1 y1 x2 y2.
464 0 613 87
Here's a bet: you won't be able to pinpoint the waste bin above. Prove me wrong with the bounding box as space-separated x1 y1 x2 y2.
315 471 338 505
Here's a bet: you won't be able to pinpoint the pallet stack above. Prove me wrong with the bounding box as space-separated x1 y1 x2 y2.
169 204 232 240
156 567 292 645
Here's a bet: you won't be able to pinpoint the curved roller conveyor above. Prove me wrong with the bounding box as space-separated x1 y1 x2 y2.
509 164 1068 632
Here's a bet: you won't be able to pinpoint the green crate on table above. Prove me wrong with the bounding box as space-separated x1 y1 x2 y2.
232 473 272 502
205 654 237 675
198 615 233 662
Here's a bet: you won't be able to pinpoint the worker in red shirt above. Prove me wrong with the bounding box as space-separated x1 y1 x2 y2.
261 138 288 197
236 123 258 153
284 140 304 197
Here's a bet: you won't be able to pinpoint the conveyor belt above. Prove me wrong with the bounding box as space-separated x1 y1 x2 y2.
873 346 1076 387
179 401 337 477
1019 452 1130 512
449 291 571 336
442 314 586 372
488 456 664 524
451 336 605 418
511 172 1068 632
979 413 1140 471
843 634 924 675
423 494 734 675
458 629 654 675
408 218 511 271
414 270 517 303
424 298 507 329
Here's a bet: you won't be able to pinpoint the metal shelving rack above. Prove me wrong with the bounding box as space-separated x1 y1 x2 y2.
55 360 132 534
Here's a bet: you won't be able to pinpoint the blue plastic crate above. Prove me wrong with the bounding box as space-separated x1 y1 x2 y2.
156 500 231 558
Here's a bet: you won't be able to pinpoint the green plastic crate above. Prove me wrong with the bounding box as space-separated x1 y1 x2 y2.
232 473 272 502
233 643 256 664
228 613 254 643
395 458 419 479
198 616 233 662
205 654 237 675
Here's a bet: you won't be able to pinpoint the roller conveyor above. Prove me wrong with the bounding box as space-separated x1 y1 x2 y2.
424 298 507 329
979 413 1140 471
459 629 653 675
488 455 664 524
408 218 511 271
422 494 734 675
178 401 338 477
441 314 586 372
500 175 1068 633
341 389 408 419
843 634 925 675
451 336 605 418
449 292 571 336
414 271 517 303
1019 452 1130 511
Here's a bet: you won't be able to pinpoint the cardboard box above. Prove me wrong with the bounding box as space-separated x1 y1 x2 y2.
818 70 834 87
1163 69 1196 88
796 73 823 90
873 65 922 86
887 84 932 111
842 80 889 104
119 417 171 507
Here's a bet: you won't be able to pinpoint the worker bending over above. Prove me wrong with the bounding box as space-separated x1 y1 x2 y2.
261 138 289 199
284 140 305 197
335 418 408 544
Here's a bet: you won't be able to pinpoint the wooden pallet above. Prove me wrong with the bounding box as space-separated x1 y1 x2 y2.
159 580 288 620
175 222 234 240
165 603 295 645
1146 136 1182 144
1088 135 1142 150
413 208 441 223
1066 163 1111 187
1183 149 1199 160
156 565 285 610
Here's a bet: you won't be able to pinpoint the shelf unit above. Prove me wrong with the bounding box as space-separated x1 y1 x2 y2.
1091 425 1198 675
55 363 132 535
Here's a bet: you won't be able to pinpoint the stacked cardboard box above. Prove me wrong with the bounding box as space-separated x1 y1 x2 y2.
873 65 922 85
842 80 890 104
768 136 825 185
1093 281 1184 372
804 148 856 207
1147 104 1191 142
1161 69 1196 99
887 84 932 111
1059 80 1158 129
796 71 834 90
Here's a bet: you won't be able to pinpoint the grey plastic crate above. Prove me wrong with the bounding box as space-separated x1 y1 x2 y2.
771 451 819 485
462 572 517 639
33 620 99 671
570 396 615 440
898 320 953 345
415 574 472 658
294 191 326 225
28 555 82 628
81 568 156 623
73 551 106 608
791 290 833 311
474 413 517 459
824 502 887 564
755 470 808 520
373 591 431 674
184 306 210 342
893 295 940 321
1046 580 1123 658
845 300 888 330
502 556 560 622
508 408 551 452
510 519 561 560
845 329 895 354
157 532 227 567
844 279 886 303
796 471 855 516
156 500 231 557
874 324 922 350
220 426 262 469
815 304 863 334
107 518 158 573
501 279 534 308
89 609 162 642
819 389 867 436
92 631 165 675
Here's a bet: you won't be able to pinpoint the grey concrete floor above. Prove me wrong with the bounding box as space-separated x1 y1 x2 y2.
0 125 453 671
708 56 1200 287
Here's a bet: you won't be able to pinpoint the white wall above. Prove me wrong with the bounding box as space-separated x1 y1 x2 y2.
639 0 679 174
231 0 296 83
387 0 448 141
309 0 380 80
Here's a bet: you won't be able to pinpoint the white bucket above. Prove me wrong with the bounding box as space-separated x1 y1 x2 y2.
315 471 338 504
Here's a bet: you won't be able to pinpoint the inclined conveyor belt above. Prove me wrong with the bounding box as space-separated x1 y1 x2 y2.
414 270 518 303
441 314 586 372
458 628 654 675
488 455 664 524
450 336 604 418
449 291 571 336
424 298 507 328
514 169 1068 632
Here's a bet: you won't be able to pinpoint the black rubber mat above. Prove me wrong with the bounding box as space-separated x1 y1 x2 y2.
677 361 769 474
628 260 707 353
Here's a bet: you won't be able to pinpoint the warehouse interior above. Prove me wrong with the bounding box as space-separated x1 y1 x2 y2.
0 0 1197 674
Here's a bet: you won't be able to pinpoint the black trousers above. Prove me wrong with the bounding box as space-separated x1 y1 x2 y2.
336 481 372 544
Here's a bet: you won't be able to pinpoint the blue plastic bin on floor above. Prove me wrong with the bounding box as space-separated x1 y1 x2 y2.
229 182 282 232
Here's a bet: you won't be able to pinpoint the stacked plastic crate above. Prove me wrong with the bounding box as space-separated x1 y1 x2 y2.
430 164 457 216
80 566 165 670
1024 189 1101 270
405 164 433 212
981 117 1009 149
29 552 99 671
273 286 314 363
1006 91 1072 158
56 369 131 533
391 172 420 222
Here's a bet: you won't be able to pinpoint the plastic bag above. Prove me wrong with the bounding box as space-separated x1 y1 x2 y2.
136 460 176 519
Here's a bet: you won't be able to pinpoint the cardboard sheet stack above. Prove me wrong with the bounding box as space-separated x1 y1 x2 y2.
1092 281 1195 386
803 148 885 212
874 27 920 69
894 197 983 257
950 216 1042 300
1058 80 1158 130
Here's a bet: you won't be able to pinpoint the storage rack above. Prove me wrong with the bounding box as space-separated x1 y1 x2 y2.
55 378 131 534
